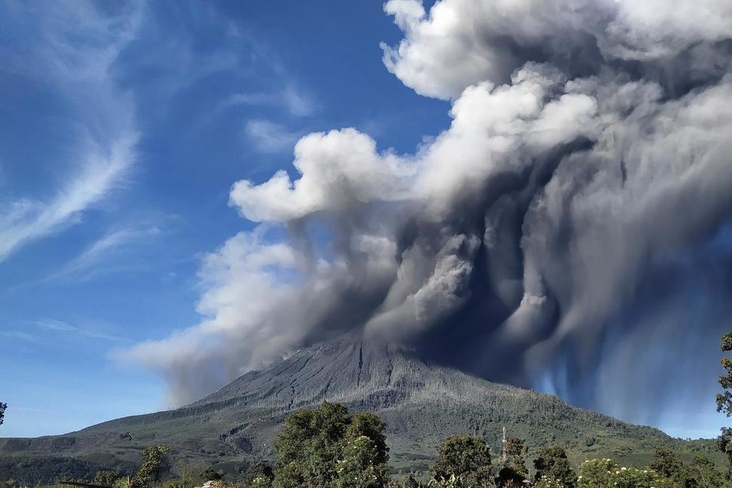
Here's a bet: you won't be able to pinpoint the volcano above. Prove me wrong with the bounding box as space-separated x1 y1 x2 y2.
0 334 712 482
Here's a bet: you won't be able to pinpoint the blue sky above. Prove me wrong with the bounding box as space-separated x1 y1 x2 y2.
0 0 446 437
1 0 730 442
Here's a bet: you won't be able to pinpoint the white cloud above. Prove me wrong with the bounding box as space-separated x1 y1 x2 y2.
36 319 126 342
244 119 302 153
231 128 414 221
0 137 136 262
281 85 316 117
227 85 316 117
0 1 141 263
114 229 304 403
380 0 732 99
231 66 597 223
43 225 161 283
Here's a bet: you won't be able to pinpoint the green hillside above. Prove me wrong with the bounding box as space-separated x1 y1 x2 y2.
0 336 722 483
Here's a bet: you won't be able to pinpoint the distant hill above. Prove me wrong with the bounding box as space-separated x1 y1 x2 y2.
0 334 721 482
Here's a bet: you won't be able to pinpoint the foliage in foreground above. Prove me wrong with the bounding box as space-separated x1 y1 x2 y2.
718 331 732 482
432 435 492 487
272 401 389 488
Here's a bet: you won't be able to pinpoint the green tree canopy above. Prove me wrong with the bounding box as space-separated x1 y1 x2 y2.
273 402 389 488
0 403 6 426
687 455 725 488
649 447 684 482
496 436 528 487
432 435 492 487
717 332 732 416
718 332 732 480
533 446 576 488
93 470 119 487
131 445 171 488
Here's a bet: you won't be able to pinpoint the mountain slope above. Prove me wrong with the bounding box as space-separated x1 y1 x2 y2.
0 335 718 481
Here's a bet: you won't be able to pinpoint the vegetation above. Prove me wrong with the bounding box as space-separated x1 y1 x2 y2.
718 332 732 481
0 403 6 426
7 329 732 487
94 470 120 486
495 437 528 487
432 436 492 487
180 403 720 488
131 445 171 488
533 447 575 487
2 338 720 483
271 401 389 488
0 400 729 488
575 459 670 488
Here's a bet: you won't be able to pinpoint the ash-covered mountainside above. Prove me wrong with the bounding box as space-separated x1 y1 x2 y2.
0 335 705 481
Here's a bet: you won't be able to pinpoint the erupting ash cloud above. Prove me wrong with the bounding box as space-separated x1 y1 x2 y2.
121 0 732 428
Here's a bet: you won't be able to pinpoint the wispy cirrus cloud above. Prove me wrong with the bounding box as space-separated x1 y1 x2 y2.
43 225 161 284
0 1 142 263
0 330 37 342
0 137 137 263
244 119 302 153
36 319 128 343
227 85 316 117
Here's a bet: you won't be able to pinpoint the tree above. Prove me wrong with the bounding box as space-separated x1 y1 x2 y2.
347 413 389 466
650 447 684 481
131 445 171 488
576 459 616 488
687 455 725 488
717 332 732 415
0 403 6 426
335 435 389 488
94 470 120 486
533 446 576 488
272 402 389 488
432 435 492 487
496 437 528 487
718 332 732 480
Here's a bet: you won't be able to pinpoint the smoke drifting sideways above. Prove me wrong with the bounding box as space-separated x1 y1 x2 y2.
120 0 732 428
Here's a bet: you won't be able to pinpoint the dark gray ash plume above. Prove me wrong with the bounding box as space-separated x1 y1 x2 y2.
121 0 732 430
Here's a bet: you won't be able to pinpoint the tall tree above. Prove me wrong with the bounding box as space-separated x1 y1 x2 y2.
0 403 6 426
717 332 732 415
718 332 732 480
496 437 528 487
650 447 684 482
131 445 171 488
273 402 389 488
688 455 725 488
433 435 492 487
533 446 576 488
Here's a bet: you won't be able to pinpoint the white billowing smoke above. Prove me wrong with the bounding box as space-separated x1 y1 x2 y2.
382 0 732 99
122 0 732 425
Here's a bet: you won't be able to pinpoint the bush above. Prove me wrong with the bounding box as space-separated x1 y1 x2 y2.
534 476 565 488
577 459 672 488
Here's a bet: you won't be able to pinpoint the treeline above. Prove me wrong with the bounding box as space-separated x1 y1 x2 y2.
14 402 725 488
